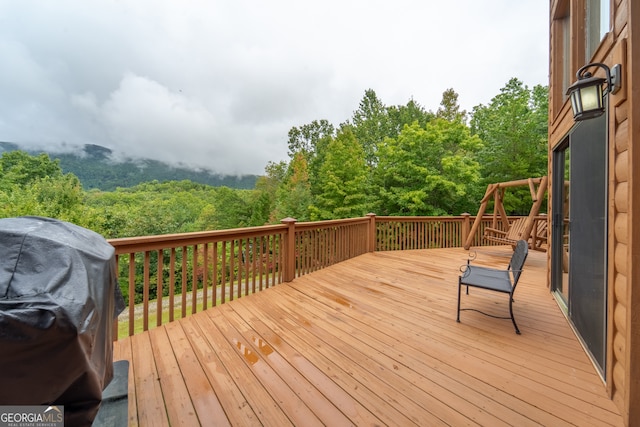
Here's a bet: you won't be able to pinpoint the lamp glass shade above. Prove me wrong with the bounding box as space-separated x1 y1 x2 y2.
578 84 603 112
566 74 606 121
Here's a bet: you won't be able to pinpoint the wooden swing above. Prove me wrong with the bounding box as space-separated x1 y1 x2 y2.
463 177 548 251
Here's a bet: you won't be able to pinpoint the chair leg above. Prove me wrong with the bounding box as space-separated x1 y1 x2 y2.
509 293 520 334
457 278 462 323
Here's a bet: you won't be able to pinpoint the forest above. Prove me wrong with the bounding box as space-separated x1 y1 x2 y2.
0 78 548 240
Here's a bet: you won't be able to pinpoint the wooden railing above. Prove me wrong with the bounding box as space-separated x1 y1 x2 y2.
109 214 528 338
284 216 372 278
109 224 286 338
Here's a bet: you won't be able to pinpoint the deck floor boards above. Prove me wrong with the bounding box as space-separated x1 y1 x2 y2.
113 246 623 426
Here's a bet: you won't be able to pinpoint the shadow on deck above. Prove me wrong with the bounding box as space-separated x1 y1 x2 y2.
113 246 623 426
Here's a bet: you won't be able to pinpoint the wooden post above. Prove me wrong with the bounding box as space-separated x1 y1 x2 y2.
366 213 376 253
492 190 500 229
521 176 549 243
461 213 470 246
496 189 511 229
528 177 537 200
464 184 494 249
281 217 297 282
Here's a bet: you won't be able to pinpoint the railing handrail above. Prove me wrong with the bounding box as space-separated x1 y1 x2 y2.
376 215 471 221
108 223 288 254
108 214 536 250
292 216 370 231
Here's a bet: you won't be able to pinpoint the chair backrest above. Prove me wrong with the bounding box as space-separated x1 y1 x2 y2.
508 240 528 285
505 217 529 240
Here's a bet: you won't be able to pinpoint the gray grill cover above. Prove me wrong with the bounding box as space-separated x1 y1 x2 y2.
0 216 124 426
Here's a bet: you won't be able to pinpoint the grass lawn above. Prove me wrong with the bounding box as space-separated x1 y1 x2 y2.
117 291 255 338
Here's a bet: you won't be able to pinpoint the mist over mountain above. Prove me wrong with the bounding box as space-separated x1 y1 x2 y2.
0 142 258 191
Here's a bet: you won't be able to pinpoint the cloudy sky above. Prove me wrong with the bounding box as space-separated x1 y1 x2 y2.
0 0 549 175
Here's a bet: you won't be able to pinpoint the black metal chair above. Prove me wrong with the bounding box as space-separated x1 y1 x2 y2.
456 240 528 334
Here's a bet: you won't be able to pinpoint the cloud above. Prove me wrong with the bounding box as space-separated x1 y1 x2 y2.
0 0 549 175
70 73 282 174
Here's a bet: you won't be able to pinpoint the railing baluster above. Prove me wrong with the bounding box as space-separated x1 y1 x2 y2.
235 239 241 299
203 243 209 311
128 253 135 337
169 248 175 322
221 241 227 304
157 249 163 327
244 238 250 296
234 239 240 300
192 244 198 314
237 239 242 298
212 242 218 306
113 254 120 341
251 236 257 295
143 251 150 331
181 246 187 318
277 232 283 285
257 236 263 292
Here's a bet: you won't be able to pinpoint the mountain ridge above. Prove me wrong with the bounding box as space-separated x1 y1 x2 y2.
0 141 258 191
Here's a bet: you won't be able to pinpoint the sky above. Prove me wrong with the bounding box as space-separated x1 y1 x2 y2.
0 0 549 176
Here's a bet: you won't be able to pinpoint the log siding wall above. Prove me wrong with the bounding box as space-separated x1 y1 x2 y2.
548 1 638 424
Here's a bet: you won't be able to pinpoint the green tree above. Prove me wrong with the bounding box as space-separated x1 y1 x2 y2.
84 180 218 237
470 78 548 213
207 186 251 230
350 89 390 167
274 153 313 221
286 119 336 200
248 161 287 225
386 98 434 136
310 128 371 220
0 151 63 188
470 78 548 181
436 88 467 123
30 174 86 222
287 119 335 159
374 120 482 215
348 91 435 168
0 151 89 224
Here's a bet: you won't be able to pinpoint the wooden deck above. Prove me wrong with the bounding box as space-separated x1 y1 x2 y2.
112 246 623 426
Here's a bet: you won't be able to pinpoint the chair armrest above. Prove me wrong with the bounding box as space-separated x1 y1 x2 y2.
484 227 507 236
459 250 477 276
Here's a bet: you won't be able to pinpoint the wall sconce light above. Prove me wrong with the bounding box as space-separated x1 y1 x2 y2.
566 62 622 121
